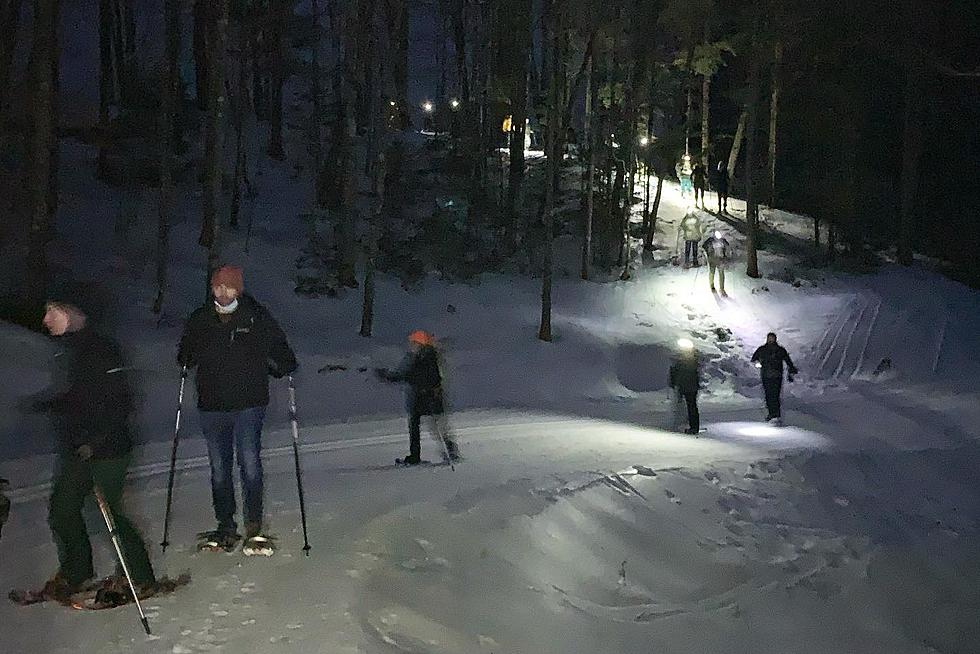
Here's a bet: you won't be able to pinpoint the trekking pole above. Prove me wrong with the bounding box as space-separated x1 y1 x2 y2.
434 417 455 473
92 484 151 635
287 376 312 556
160 366 187 552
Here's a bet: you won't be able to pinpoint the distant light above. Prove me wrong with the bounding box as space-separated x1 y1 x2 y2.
450 98 460 109
714 230 721 239
422 100 434 113
754 362 762 368
389 100 396 107
677 338 694 350
639 136 650 147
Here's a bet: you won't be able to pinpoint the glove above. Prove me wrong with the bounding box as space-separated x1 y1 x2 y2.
76 444 93 462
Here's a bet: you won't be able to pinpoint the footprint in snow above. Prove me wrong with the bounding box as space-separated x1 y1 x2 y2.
632 465 657 477
664 489 681 504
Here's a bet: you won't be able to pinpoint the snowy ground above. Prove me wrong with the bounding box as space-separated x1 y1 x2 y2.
3 86 980 652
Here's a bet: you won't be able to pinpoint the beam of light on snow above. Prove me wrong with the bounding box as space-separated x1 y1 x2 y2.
705 422 831 449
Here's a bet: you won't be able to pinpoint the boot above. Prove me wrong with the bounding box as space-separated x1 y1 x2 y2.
444 440 461 463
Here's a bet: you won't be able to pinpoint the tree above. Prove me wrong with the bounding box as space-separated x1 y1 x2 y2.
688 39 733 167
0 0 24 118
498 0 532 232
25 0 60 300
743 3 762 279
154 0 181 315
198 0 229 297
267 0 288 159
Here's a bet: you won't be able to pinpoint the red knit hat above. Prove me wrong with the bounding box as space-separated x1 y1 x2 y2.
408 330 434 346
211 265 244 292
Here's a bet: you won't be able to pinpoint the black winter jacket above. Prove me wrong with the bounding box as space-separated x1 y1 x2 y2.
382 346 445 416
751 343 798 379
177 295 297 411
669 352 701 394
37 329 135 459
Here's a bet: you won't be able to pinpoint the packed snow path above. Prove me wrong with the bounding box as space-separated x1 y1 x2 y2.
2 401 979 653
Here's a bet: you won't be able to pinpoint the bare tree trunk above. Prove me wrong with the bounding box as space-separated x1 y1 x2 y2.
267 0 286 159
198 0 228 290
727 109 747 182
744 8 761 279
361 151 385 337
193 0 208 110
644 175 664 250
97 0 113 177
121 0 137 107
619 60 642 281
310 0 322 171
813 216 820 247
538 1 560 343
154 0 180 315
0 0 25 117
700 74 711 168
383 0 409 129
768 40 782 208
506 0 532 231
26 0 60 300
581 52 597 279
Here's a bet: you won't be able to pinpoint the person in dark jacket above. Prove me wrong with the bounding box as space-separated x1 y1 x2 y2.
692 163 708 209
669 339 701 434
715 161 729 214
20 302 155 600
376 330 460 465
750 332 799 422
177 265 297 550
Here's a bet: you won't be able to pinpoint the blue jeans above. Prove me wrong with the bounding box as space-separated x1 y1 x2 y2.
685 240 699 265
199 406 266 533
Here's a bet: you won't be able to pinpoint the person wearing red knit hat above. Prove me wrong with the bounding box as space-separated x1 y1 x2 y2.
177 265 297 554
376 331 461 465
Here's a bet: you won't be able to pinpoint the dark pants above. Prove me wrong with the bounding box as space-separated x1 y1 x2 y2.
681 391 700 432
48 455 155 587
408 413 457 459
684 240 699 265
694 185 705 205
200 406 266 533
762 376 783 419
717 189 728 212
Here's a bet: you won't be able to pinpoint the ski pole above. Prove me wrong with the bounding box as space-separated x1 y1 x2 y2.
93 484 151 635
433 416 455 472
160 366 187 552
287 375 312 556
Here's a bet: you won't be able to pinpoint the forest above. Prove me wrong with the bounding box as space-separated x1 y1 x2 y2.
0 0 978 335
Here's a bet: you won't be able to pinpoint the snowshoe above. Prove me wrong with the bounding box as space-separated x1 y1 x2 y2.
242 534 277 557
74 574 191 610
196 530 242 553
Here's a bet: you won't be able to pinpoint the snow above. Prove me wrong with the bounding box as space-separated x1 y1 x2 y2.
2 10 980 650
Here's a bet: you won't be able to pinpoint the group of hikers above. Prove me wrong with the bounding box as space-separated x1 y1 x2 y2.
676 155 730 214
0 258 795 608
0 265 459 606
676 210 733 295
670 332 799 434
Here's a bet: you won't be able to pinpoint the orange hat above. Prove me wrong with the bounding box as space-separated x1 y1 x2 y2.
211 265 244 292
408 330 434 346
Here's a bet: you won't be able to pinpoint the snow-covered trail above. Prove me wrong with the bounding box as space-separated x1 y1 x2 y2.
2 391 979 653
